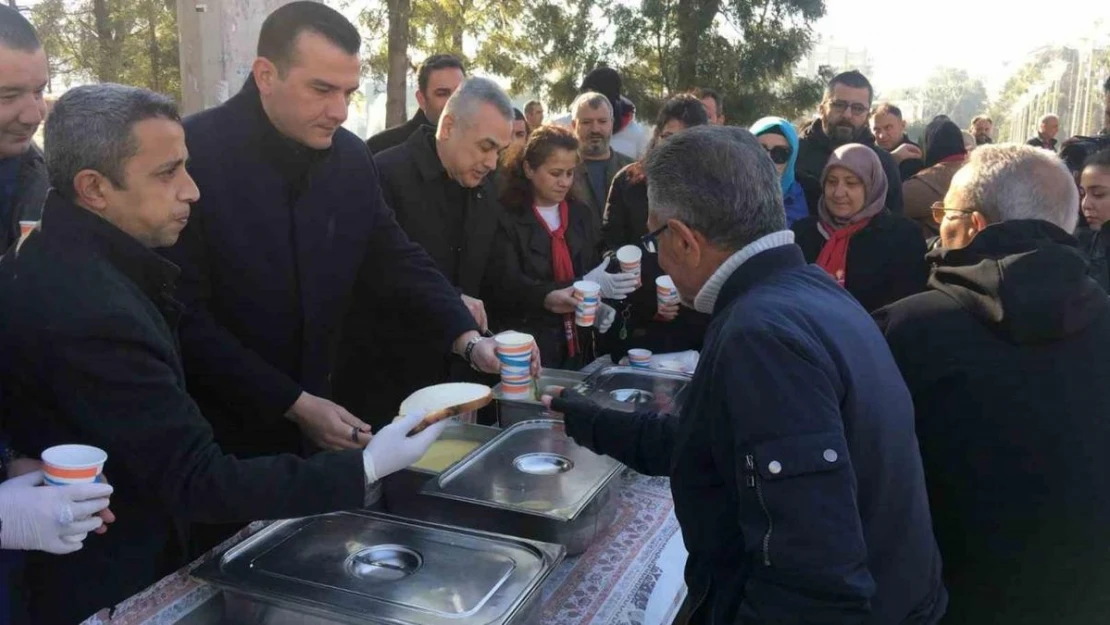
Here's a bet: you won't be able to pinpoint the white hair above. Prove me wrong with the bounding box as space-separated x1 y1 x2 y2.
440 77 513 129
956 144 1077 232
1039 113 1059 125
571 92 613 120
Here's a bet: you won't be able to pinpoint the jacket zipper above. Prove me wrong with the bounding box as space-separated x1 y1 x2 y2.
746 454 773 566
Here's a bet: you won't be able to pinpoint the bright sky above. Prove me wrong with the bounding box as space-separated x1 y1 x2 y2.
814 0 1110 95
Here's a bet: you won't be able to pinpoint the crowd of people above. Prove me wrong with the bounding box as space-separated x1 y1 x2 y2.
0 0 1109 623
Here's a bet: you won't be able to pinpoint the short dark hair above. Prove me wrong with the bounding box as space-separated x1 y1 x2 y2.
46 84 181 199
418 54 466 94
0 5 40 52
257 2 360 74
525 100 542 114
513 107 525 121
872 102 903 119
826 70 874 105
656 94 709 133
692 88 723 116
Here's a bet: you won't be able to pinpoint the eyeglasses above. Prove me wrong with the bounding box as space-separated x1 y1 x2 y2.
931 202 975 224
829 100 870 116
763 145 793 165
641 224 669 253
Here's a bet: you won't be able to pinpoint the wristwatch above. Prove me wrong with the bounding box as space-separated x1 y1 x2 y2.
463 334 487 372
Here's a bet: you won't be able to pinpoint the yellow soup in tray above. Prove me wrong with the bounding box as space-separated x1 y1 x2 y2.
411 439 482 472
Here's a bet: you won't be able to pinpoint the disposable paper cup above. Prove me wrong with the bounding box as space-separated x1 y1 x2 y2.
656 275 679 309
18 221 37 238
41 444 107 485
628 348 653 369
495 332 535 390
617 245 643 287
573 280 601 327
495 332 535 360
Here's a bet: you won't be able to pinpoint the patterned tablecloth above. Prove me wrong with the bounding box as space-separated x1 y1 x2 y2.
81 470 687 625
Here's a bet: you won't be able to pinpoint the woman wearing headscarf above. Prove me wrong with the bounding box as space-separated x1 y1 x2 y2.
793 143 928 312
902 117 967 238
750 116 811 226
484 125 623 368
601 94 711 356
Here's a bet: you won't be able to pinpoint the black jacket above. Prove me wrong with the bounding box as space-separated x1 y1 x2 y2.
796 119 905 214
554 243 946 625
161 79 476 456
333 126 499 427
365 109 432 155
895 136 925 181
484 199 602 368
793 211 928 312
0 144 48 253
1079 221 1110 292
1026 136 1058 152
601 164 711 356
873 220 1110 624
0 194 367 623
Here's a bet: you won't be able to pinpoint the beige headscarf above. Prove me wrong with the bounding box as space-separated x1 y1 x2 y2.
817 143 888 231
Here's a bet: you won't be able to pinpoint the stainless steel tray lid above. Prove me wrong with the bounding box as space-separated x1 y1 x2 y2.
572 365 691 414
422 420 623 521
194 511 564 625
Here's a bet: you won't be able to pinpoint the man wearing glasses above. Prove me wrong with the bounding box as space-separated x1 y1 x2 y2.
795 71 904 214
874 144 1110 624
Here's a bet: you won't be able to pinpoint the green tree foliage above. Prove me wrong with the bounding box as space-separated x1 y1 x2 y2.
918 67 989 131
30 0 181 100
361 0 826 124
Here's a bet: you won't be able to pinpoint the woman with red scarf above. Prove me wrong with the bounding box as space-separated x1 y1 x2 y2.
485 126 615 368
792 143 928 312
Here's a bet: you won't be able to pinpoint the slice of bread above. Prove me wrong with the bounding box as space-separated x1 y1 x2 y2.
399 382 493 434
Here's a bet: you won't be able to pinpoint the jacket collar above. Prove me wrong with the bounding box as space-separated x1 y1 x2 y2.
406 125 449 183
693 230 796 314
229 77 332 180
39 191 180 301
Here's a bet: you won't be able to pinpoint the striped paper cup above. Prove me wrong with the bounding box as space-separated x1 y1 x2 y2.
573 281 601 327
496 332 535 390
41 444 107 485
656 275 679 311
628 348 653 369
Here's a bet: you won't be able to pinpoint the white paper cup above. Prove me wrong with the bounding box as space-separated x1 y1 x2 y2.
616 246 643 284
42 444 107 485
573 280 601 326
656 275 679 311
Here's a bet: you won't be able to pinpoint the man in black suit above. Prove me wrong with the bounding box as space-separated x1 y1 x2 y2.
365 54 465 154
0 82 451 624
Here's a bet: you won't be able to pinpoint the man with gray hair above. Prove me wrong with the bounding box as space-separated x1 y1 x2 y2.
874 143 1110 624
0 82 452 623
570 91 633 228
546 125 946 624
334 76 514 424
1026 112 1060 152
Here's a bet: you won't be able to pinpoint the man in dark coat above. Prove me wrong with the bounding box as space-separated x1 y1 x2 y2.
0 6 49 254
570 91 634 228
163 4 510 468
1025 113 1059 152
0 83 451 624
546 126 946 625
874 144 1110 624
796 71 904 213
335 77 513 427
872 102 925 180
365 54 465 154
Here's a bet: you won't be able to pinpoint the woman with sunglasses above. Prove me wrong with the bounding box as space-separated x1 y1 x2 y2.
601 94 711 356
484 125 619 368
902 117 967 238
792 143 928 312
750 117 811 226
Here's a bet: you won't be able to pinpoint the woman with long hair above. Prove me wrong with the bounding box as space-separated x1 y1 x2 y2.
484 125 620 368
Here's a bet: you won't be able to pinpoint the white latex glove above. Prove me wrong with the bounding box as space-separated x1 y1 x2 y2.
596 303 616 334
362 412 451 483
583 259 638 300
0 471 112 554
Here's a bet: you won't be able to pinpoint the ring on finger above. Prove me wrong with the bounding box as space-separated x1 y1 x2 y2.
350 425 360 443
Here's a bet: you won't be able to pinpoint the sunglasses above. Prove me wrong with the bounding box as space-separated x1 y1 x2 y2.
931 202 975 224
763 145 793 165
641 223 669 253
